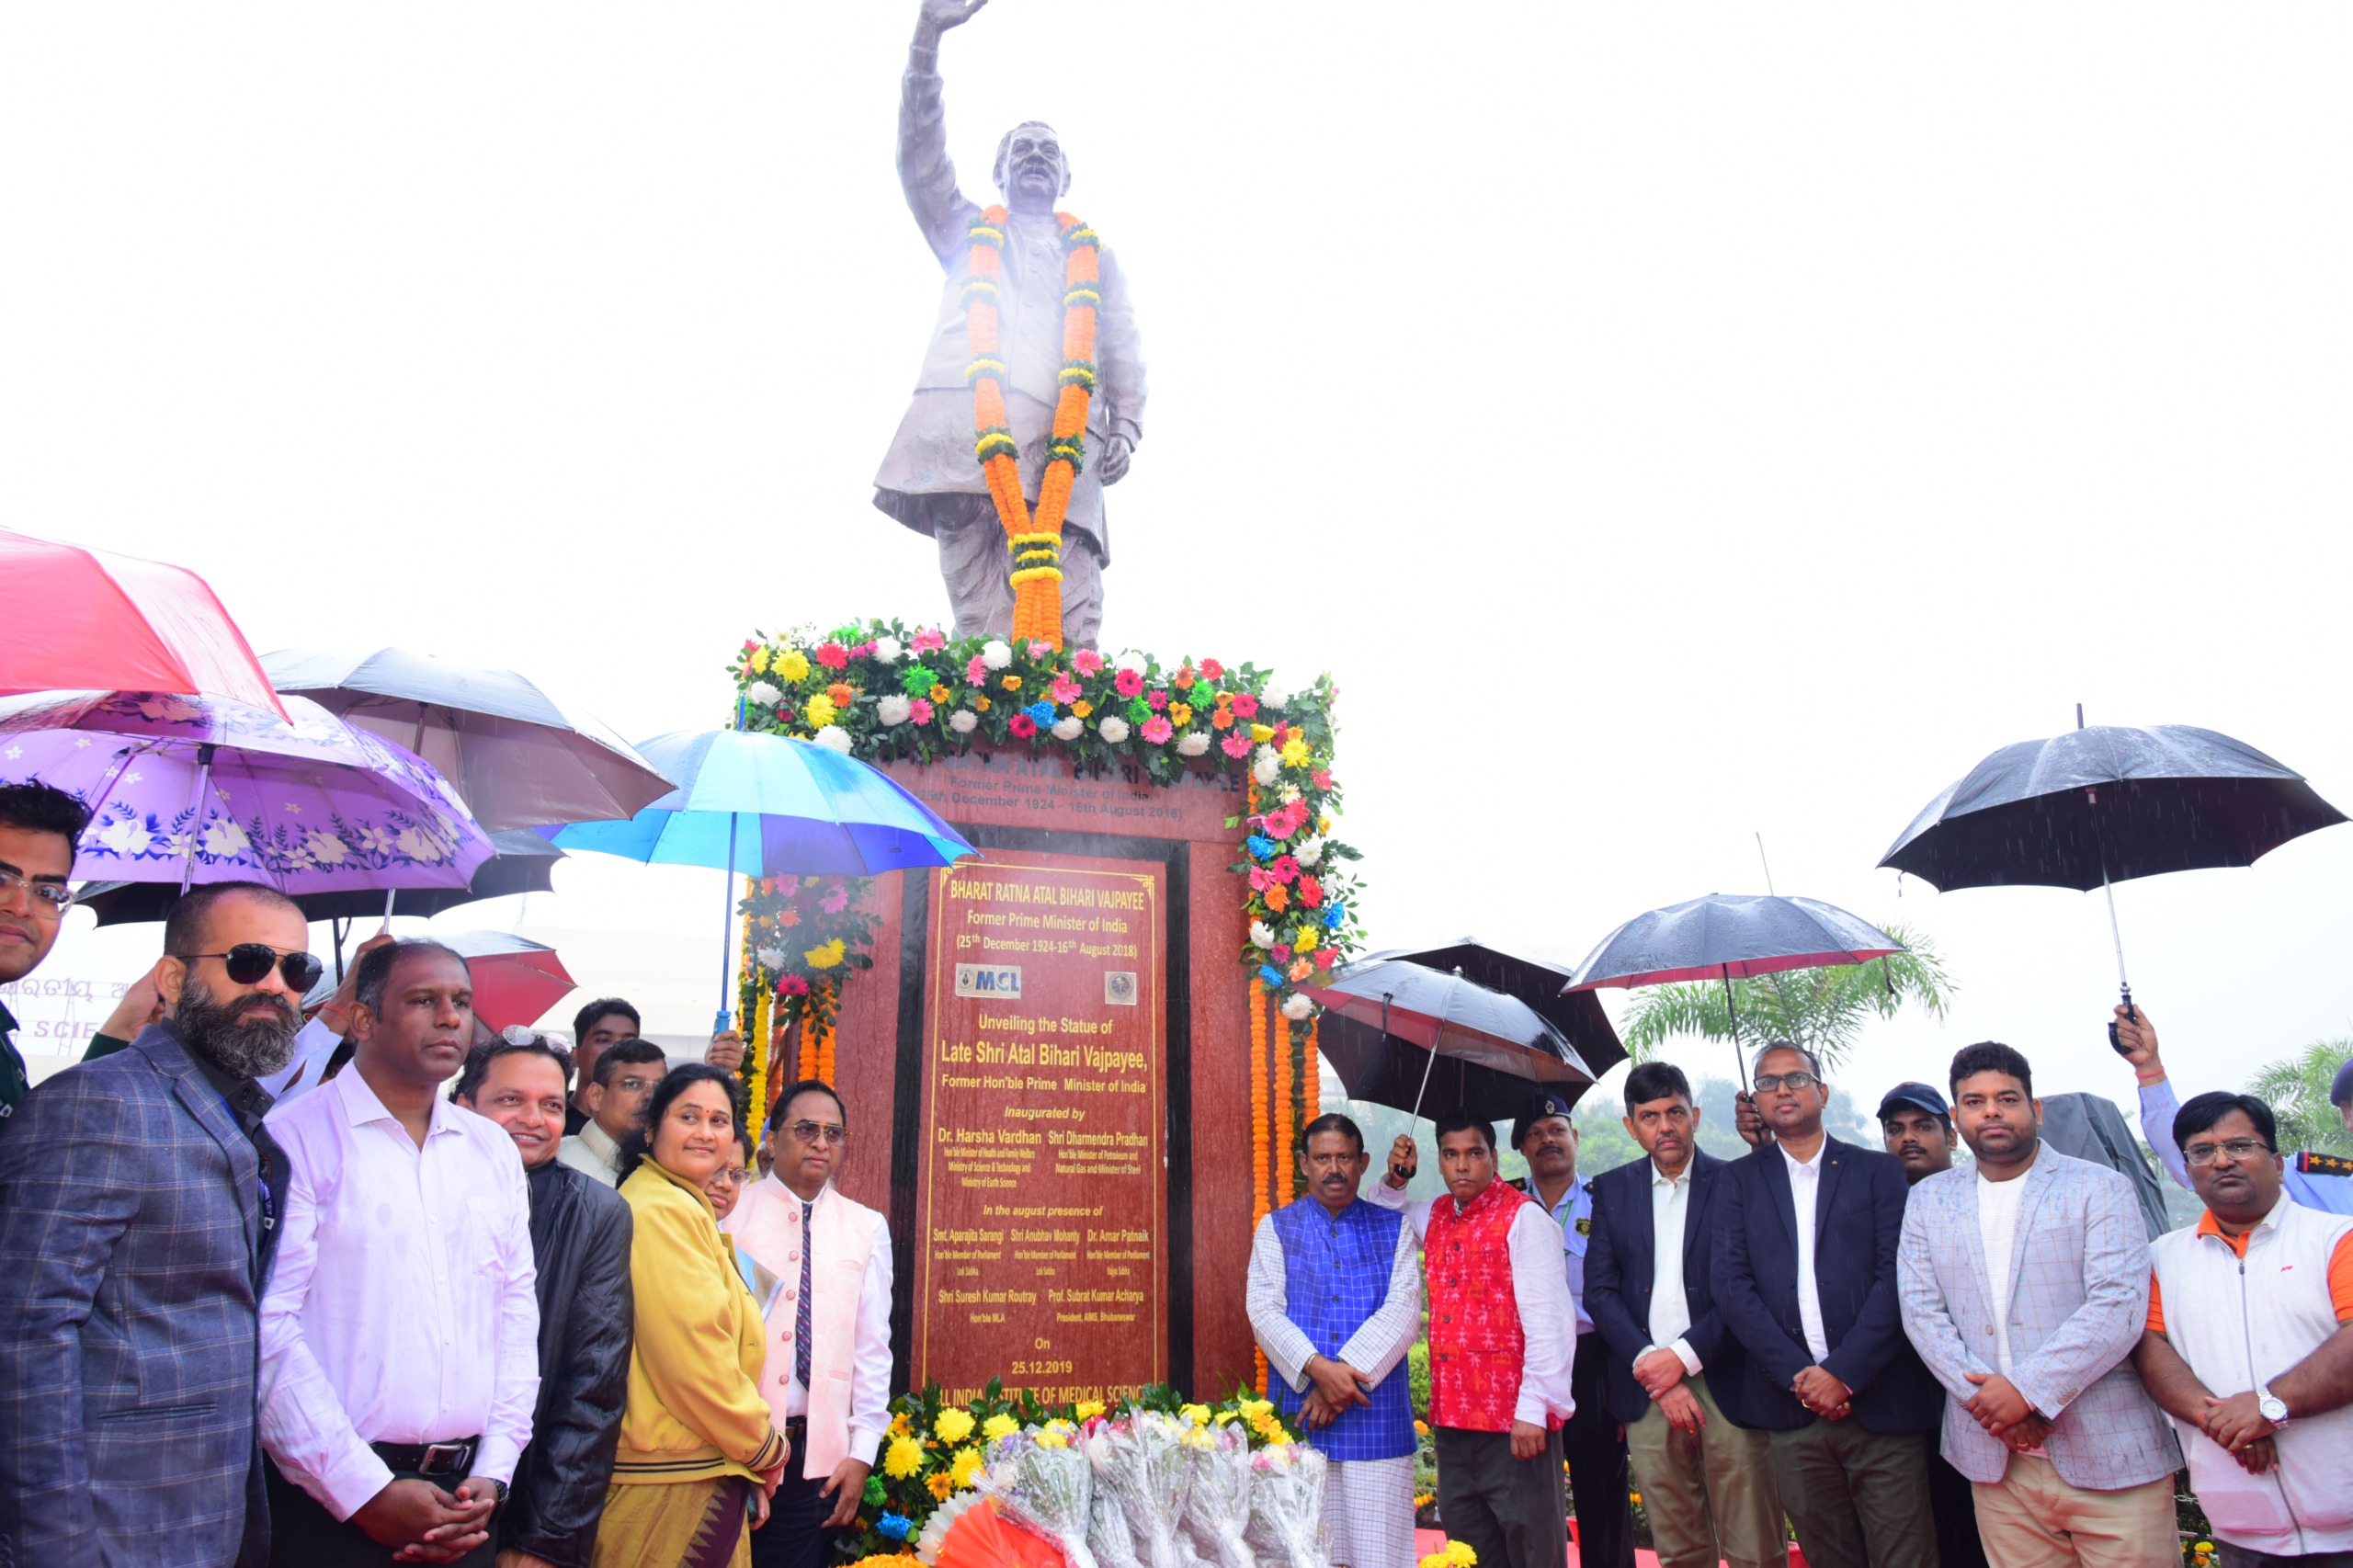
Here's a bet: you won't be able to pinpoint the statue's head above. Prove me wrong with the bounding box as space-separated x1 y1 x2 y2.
993 121 1070 214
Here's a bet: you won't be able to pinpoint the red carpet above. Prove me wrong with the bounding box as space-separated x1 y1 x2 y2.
1413 1526 1793 1567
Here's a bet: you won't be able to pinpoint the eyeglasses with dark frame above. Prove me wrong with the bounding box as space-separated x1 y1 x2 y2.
1753 1071 1820 1094
173 944 324 993
784 1119 847 1147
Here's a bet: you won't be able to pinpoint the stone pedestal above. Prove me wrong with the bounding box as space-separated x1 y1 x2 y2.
817 748 1256 1402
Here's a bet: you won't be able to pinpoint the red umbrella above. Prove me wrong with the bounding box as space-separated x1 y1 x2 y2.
0 528 288 720
439 932 578 1034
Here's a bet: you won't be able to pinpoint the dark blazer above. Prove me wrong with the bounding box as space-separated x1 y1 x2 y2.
506 1158 635 1568
1711 1135 1938 1435
0 1026 278 1568
1584 1149 1753 1426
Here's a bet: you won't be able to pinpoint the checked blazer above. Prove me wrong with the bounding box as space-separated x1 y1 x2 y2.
0 1025 279 1568
1897 1145 2179 1490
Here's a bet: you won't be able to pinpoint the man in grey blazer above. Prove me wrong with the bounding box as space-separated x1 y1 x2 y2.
1898 1041 2181 1567
0 881 317 1568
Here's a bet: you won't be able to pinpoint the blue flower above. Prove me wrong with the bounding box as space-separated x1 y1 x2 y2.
1024 700 1055 726
1258 964 1287 987
1322 902 1347 929
879 1512 913 1541
1245 835 1276 859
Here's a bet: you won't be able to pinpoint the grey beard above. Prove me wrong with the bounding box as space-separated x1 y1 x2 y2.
175 977 302 1079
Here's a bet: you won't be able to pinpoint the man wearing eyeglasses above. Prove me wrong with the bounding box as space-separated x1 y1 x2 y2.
2134 1092 2353 1566
0 780 87 1122
722 1080 892 1568
559 1037 668 1187
0 876 313 1568
1713 1041 1939 1568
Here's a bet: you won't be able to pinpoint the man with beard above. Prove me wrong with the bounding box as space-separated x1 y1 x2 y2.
453 1033 633 1568
1899 1044 2177 1566
1247 1114 1422 1568
0 880 315 1567
260 940 539 1568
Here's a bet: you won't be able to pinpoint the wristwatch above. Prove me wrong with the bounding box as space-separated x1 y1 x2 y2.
2258 1392 2290 1428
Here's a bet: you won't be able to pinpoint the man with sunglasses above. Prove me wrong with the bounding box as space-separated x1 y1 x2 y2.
2134 1092 2353 1566
1714 1041 1938 1568
0 878 313 1567
0 780 88 1122
258 939 540 1567
722 1080 892 1568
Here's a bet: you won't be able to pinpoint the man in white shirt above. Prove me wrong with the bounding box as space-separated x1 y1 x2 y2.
1585 1061 1783 1568
1898 1043 2179 1568
556 1037 665 1187
723 1079 892 1568
1372 1109 1576 1568
259 940 540 1568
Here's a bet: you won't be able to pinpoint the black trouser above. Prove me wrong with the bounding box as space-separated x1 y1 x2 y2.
1565 1329 1635 1568
1926 1448 1988 1568
749 1422 835 1568
265 1452 497 1568
1435 1424 1568 1568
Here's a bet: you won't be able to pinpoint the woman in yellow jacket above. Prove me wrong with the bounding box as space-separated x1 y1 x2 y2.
594 1063 789 1568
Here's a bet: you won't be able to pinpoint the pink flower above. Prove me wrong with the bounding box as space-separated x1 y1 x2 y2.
910 698 935 725
1142 716 1173 744
1114 669 1145 698
965 654 988 687
1007 713 1038 738
1312 769 1334 790
1073 648 1105 676
740 640 757 657
821 883 849 915
814 642 849 671
1221 733 1251 758
1248 868 1275 892
1049 676 1082 704
1146 689 1169 710
850 641 876 660
1270 855 1300 883
1027 640 1054 660
1231 692 1259 719
911 628 946 654
779 975 810 996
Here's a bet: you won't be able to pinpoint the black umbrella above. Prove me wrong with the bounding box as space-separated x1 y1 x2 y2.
1566 893 1905 1088
1303 958 1597 1124
1878 712 2347 1023
1370 937 1627 1085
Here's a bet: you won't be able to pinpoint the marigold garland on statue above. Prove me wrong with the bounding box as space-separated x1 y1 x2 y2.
963 207 1100 650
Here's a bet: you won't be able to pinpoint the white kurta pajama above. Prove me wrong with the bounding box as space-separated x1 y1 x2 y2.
1247 1211 1424 1568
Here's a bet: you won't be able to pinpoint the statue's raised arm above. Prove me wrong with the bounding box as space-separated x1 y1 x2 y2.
900 0 990 261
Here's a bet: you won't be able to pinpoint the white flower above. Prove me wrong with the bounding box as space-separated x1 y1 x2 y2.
877 694 913 726
1279 784 1302 804
744 680 783 707
1051 716 1084 741
756 945 787 971
202 818 253 858
1176 731 1210 756
949 710 979 734
1253 746 1280 786
1280 992 1314 1021
303 829 348 866
1250 921 1279 950
870 636 904 665
1294 835 1324 868
395 824 450 863
813 724 853 753
1112 649 1150 675
981 640 1014 670
94 815 155 857
1097 715 1131 744
1260 684 1290 710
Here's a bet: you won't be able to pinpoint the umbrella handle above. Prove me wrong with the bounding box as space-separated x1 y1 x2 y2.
1722 964 1748 1092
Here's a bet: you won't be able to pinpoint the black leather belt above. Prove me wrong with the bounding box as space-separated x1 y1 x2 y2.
370 1437 478 1478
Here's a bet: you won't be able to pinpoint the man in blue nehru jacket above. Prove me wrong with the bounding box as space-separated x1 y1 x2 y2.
1247 1112 1424 1568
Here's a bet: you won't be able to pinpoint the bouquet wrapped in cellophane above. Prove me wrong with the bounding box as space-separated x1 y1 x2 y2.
1178 1420 1255 1568
1084 1410 1193 1568
1243 1442 1332 1568
1086 1483 1144 1568
979 1422 1099 1568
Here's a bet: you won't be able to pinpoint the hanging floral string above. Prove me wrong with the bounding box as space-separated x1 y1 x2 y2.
745 982 773 1124
1249 974 1271 1393
963 206 1099 651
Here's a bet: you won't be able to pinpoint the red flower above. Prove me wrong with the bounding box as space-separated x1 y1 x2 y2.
1007 713 1038 738
814 642 849 670
1200 658 1224 680
1315 947 1341 970
779 974 810 995
1231 693 1259 719
1312 769 1334 790
1113 668 1145 698
1299 874 1324 907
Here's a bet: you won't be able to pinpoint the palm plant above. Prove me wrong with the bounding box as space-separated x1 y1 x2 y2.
2249 1039 2353 1157
1618 922 1954 1072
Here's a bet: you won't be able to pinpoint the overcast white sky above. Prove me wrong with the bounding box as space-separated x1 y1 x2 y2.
7 4 2350 1118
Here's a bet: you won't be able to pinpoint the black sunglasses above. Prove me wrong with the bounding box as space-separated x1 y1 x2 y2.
176 944 325 993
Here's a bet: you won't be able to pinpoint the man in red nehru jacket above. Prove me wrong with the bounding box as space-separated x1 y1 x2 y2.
1372 1109 1577 1568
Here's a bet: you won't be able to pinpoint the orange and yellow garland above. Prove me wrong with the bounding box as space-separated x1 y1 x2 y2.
963 205 1101 651
1250 975 1272 1392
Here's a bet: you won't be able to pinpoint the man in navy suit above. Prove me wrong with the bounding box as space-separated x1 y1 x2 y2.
0 881 315 1568
1586 1061 1784 1568
1714 1041 1940 1568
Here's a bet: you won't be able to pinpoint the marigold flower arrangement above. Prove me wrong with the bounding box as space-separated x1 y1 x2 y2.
732 872 881 1116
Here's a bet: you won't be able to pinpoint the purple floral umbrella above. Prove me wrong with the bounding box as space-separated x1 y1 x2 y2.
0 690 494 894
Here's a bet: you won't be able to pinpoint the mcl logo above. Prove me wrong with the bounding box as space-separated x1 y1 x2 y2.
953 964 1023 999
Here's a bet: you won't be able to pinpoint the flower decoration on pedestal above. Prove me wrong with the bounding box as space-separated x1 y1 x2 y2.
733 872 881 1116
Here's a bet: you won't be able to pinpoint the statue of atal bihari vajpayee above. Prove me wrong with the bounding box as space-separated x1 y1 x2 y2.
872 0 1146 651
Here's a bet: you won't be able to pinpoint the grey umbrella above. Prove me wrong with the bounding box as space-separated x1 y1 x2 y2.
263 646 672 834
1302 958 1595 1125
